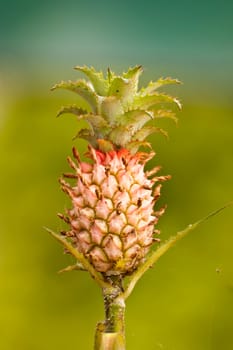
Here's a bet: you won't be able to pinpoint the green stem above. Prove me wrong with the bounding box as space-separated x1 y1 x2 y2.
94 286 126 350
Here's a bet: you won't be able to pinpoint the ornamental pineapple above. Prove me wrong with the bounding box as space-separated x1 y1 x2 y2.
52 65 181 275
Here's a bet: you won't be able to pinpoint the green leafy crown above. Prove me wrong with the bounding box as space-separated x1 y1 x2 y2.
51 65 182 153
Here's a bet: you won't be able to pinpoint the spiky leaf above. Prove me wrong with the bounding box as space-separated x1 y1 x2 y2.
122 65 143 95
132 125 168 142
107 67 116 85
74 66 109 96
52 66 182 149
108 76 138 108
115 109 153 134
133 93 182 110
150 109 178 124
56 105 88 118
77 113 109 137
108 126 133 147
51 80 98 113
120 202 233 301
141 77 182 95
74 128 98 147
100 96 124 124
126 141 152 154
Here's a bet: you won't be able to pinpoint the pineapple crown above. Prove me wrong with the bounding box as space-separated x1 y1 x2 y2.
51 65 181 153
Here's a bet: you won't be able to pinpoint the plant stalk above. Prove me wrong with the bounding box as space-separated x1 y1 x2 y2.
94 285 126 350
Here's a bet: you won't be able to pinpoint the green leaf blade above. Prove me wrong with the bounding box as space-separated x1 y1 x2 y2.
119 202 233 301
51 80 98 113
74 65 109 96
56 105 88 118
141 77 182 95
133 93 182 110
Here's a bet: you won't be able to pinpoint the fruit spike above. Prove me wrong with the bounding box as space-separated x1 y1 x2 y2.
60 145 168 275
52 65 181 153
52 65 181 275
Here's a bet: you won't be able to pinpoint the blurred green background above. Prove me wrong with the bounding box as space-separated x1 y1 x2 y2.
1 0 233 349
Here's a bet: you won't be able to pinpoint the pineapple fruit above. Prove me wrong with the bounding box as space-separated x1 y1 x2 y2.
52 65 181 276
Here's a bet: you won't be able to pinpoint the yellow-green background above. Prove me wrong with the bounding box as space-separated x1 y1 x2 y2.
1 0 233 349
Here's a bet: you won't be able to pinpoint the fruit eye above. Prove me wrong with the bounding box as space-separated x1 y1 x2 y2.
137 198 142 207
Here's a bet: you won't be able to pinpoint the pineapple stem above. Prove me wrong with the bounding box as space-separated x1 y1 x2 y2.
94 285 126 350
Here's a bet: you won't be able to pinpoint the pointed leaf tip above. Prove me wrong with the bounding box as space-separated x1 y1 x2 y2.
119 201 233 301
73 128 98 147
56 105 88 118
134 93 177 110
58 262 87 273
50 79 98 113
74 65 108 96
44 226 111 288
174 97 182 110
140 77 182 95
126 140 152 154
123 65 143 79
152 109 178 124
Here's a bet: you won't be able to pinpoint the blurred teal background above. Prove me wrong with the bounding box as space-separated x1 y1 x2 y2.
1 0 233 349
